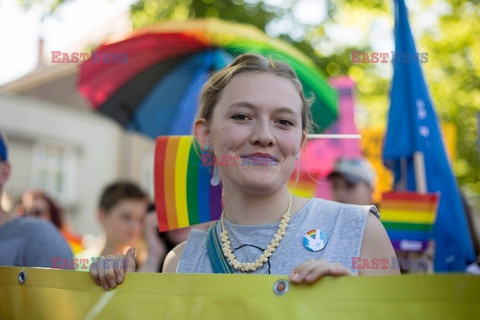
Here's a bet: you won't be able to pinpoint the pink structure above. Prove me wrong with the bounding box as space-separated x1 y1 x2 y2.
308 76 362 199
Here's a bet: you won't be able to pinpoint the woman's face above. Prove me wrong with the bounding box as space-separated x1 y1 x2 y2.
101 199 146 247
26 198 52 222
200 72 305 195
330 175 373 205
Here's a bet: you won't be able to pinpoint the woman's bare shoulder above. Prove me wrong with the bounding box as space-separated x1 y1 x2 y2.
162 241 187 273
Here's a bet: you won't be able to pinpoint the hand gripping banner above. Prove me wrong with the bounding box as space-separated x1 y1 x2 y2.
0 266 478 319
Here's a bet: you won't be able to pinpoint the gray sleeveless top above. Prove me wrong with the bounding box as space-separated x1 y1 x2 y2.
177 198 379 275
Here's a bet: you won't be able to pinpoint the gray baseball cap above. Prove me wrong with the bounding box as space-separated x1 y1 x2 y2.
327 158 376 188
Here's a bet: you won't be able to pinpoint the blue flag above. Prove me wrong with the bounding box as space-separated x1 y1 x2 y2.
383 0 475 271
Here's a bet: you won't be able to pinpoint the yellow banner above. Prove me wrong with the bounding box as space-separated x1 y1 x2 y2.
0 266 478 319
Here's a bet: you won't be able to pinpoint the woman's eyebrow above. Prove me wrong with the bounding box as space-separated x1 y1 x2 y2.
226 102 256 110
226 103 297 115
274 107 297 115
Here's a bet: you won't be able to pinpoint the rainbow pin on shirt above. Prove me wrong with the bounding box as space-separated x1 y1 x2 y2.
303 229 328 252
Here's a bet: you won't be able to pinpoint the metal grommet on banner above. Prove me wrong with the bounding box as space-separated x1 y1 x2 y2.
18 270 27 284
272 279 289 296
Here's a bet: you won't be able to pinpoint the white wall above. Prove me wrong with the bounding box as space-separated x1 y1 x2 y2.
120 132 156 201
0 94 123 235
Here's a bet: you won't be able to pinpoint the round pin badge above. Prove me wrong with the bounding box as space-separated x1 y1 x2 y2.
303 229 328 252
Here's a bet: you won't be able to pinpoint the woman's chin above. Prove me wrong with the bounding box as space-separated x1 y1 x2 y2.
238 176 282 194
223 166 291 193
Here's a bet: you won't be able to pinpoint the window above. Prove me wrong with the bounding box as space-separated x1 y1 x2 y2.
32 142 78 206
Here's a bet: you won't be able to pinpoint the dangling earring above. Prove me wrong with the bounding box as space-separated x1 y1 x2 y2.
296 154 299 160
210 165 221 186
204 145 211 152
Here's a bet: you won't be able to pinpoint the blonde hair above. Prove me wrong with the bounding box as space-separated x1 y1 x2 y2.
196 53 313 134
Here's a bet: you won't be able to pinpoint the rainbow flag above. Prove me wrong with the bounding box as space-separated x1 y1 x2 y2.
155 136 222 231
287 170 319 198
380 191 439 251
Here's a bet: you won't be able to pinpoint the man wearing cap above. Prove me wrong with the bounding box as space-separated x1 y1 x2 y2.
0 131 73 268
327 158 376 206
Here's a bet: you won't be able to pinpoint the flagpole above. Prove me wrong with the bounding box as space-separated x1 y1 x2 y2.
398 157 408 191
413 151 427 193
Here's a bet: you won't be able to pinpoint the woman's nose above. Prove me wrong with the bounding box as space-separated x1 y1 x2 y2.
250 119 275 146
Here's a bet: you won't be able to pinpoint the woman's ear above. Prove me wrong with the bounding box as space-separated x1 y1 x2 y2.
300 131 308 149
193 118 210 149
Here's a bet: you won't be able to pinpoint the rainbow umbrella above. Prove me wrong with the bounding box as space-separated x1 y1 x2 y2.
78 18 338 137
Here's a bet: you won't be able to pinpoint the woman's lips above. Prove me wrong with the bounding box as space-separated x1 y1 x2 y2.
243 153 273 158
241 153 278 162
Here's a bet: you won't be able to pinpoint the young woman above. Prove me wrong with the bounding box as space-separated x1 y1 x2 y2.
19 190 85 254
90 53 398 290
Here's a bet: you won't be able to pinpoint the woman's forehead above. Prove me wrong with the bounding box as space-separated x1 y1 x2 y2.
226 71 296 88
217 72 302 110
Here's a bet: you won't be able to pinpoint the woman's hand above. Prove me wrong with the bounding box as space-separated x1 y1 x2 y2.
90 247 136 291
289 258 354 284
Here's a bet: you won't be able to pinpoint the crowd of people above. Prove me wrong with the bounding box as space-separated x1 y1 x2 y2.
0 134 194 272
1 53 478 290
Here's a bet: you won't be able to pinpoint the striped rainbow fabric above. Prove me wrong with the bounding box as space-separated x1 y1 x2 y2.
287 171 319 198
61 230 85 254
154 136 222 232
155 135 316 231
380 191 439 251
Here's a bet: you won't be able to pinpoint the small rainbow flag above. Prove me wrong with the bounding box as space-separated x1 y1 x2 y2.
154 136 222 231
61 230 85 254
287 170 320 198
380 191 439 251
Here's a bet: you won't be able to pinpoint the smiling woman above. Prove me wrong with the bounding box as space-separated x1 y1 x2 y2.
202 72 304 198
90 53 399 290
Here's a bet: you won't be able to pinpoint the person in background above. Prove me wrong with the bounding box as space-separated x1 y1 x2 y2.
138 205 168 273
327 158 376 206
462 193 479 274
17 189 85 254
466 255 480 274
140 204 213 272
0 131 73 267
97 181 149 257
78 181 149 275
20 190 64 228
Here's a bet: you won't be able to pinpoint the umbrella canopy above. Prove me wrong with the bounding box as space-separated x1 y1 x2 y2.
78 18 338 137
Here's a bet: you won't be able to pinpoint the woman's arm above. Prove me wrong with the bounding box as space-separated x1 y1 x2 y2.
162 241 187 273
358 213 400 275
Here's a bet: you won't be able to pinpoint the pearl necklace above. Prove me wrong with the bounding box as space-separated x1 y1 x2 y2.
220 194 293 272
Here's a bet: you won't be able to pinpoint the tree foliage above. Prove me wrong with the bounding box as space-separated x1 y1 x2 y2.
420 0 480 203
